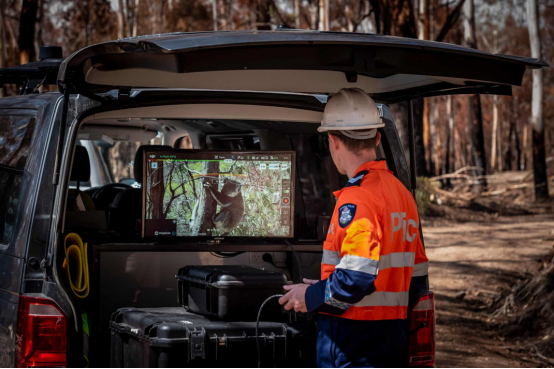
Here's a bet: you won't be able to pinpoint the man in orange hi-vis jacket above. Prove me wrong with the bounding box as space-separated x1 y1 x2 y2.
279 88 429 368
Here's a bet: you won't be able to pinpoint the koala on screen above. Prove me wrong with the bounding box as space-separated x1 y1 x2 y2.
205 179 245 234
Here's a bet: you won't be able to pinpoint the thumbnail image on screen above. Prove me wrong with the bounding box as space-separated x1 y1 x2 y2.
143 150 295 238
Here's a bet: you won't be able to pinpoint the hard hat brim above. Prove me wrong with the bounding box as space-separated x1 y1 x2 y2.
317 122 385 132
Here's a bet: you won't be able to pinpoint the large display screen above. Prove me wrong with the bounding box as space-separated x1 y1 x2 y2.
142 150 295 238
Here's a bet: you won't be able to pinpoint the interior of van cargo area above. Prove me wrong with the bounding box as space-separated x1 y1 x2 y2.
56 93 407 367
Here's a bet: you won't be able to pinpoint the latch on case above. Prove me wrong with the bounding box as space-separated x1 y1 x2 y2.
189 328 206 360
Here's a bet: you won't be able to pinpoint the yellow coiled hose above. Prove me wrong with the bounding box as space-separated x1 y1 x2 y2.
62 233 90 299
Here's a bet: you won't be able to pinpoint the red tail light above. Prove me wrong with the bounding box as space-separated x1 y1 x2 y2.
408 292 435 367
16 296 67 368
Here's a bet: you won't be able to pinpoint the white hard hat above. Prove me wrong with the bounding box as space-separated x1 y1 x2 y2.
318 88 384 139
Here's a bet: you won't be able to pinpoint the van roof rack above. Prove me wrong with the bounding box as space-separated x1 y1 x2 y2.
0 45 63 95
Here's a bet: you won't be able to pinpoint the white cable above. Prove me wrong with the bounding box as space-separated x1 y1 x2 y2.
256 294 284 368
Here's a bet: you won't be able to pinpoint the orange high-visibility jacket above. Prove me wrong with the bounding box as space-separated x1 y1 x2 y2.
305 160 429 320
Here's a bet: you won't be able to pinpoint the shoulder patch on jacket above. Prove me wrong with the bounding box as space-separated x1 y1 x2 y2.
338 203 357 228
344 170 369 188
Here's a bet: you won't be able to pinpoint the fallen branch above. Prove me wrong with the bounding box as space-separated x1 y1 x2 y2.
531 345 554 366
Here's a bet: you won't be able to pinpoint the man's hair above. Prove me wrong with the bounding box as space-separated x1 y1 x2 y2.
328 130 378 155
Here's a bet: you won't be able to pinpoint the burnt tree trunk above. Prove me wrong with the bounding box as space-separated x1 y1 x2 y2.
199 161 219 237
463 0 487 191
255 0 271 30
149 161 165 219
527 0 550 201
469 93 487 185
444 95 453 188
18 0 38 64
117 0 127 38
412 98 428 177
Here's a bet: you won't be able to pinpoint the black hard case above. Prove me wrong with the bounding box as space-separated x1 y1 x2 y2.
109 307 316 368
176 265 290 320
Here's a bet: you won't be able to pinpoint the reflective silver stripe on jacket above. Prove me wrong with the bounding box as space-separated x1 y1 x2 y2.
412 261 429 277
336 254 379 275
322 249 340 265
355 291 410 307
379 252 415 270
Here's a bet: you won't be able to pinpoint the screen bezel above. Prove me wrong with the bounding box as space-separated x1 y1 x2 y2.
141 149 296 241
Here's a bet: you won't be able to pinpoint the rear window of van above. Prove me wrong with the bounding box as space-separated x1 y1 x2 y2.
0 114 37 245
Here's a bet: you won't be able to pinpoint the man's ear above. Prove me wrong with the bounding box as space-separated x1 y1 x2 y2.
328 133 341 151
375 131 382 147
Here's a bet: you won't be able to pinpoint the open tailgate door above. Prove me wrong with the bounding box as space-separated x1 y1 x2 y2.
57 30 548 102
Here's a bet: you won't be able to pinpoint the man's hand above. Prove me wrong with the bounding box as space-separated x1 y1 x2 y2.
279 283 309 312
303 278 319 285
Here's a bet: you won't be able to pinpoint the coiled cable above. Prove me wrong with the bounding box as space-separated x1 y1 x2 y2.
63 233 89 299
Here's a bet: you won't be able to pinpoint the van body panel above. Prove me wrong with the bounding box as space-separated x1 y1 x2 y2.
0 93 70 368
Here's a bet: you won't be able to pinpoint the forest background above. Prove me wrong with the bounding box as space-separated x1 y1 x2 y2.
1 0 554 201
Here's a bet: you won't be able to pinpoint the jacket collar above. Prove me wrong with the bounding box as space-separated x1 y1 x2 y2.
333 160 390 198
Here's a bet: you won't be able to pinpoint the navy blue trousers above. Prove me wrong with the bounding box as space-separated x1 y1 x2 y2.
316 314 407 368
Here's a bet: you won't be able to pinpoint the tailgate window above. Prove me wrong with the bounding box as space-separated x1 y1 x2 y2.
0 114 37 244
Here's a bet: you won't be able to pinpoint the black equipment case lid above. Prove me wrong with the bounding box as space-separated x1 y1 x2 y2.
176 265 290 320
109 307 315 367
177 265 288 288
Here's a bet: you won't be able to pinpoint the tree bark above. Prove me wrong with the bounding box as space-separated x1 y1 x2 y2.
445 96 454 187
318 0 329 30
229 0 235 30
212 0 218 31
84 0 91 46
294 0 300 28
413 98 428 177
18 0 39 64
132 0 140 37
435 0 466 42
418 0 432 176
463 0 487 191
199 161 219 237
522 124 528 170
256 0 271 30
491 95 498 171
117 0 127 38
527 0 549 201
158 0 165 33
148 161 165 220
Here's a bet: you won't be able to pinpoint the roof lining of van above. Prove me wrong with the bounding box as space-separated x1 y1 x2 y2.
82 103 324 125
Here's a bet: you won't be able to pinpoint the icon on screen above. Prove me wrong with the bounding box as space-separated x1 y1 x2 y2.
247 156 250 159
149 155 156 159
152 162 158 168
231 155 235 159
155 231 159 236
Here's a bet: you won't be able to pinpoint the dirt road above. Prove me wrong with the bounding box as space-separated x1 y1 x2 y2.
423 214 554 367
